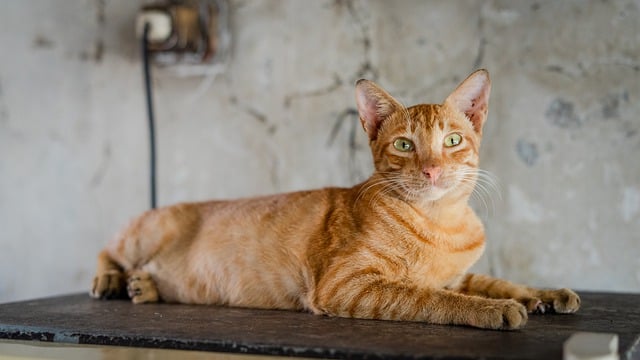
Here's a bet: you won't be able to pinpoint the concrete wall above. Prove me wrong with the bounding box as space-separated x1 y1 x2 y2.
0 0 638 303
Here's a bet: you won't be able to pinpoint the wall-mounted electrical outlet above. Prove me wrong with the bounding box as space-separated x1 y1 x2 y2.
135 0 229 70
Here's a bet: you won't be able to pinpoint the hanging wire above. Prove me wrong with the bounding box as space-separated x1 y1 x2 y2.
142 23 157 209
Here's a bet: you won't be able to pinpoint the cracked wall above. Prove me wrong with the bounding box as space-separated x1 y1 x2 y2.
0 0 638 302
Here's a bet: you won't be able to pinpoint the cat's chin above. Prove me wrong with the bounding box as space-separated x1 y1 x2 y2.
410 183 468 204
401 185 450 203
417 189 449 202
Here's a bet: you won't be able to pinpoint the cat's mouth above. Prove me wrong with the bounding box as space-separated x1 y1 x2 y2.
400 175 457 202
372 170 470 203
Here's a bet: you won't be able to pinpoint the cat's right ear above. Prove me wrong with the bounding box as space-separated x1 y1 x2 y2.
444 69 491 135
355 79 401 141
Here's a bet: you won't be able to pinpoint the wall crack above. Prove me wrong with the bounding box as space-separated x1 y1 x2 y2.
283 73 343 108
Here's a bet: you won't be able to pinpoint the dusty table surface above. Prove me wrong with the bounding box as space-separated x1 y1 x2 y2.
0 292 638 359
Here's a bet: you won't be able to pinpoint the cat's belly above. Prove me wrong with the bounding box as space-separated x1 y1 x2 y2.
144 259 308 308
408 243 485 289
141 233 311 309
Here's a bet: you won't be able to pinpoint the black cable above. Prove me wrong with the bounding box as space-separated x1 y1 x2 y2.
142 23 157 209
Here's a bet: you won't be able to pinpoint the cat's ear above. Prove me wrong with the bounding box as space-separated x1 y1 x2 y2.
355 79 402 140
444 69 491 134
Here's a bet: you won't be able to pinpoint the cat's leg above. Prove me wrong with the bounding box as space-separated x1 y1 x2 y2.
454 273 580 314
126 270 160 304
91 203 201 303
314 277 528 330
90 252 160 304
90 250 126 299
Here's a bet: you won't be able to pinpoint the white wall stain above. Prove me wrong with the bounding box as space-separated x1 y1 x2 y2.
481 3 520 25
579 241 602 267
588 209 598 232
621 186 640 223
507 185 545 224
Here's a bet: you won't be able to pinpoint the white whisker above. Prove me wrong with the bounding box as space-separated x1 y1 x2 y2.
453 167 501 217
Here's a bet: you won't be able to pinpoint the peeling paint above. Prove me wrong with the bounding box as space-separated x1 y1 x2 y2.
601 91 629 119
96 0 106 25
515 138 539 167
79 40 104 63
546 98 581 129
32 35 55 49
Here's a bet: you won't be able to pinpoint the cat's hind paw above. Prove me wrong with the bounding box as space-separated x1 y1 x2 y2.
91 270 126 299
126 270 159 304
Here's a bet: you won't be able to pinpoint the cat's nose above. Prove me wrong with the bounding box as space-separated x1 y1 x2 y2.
422 166 442 184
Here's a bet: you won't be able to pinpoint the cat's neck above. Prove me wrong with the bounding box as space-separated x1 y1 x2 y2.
411 196 473 224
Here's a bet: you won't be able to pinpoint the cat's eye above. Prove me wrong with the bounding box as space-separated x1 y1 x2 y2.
393 137 414 152
444 133 462 147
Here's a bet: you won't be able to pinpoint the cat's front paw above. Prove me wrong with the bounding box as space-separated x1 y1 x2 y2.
543 288 580 313
520 297 552 314
474 299 528 330
521 288 581 314
91 270 125 299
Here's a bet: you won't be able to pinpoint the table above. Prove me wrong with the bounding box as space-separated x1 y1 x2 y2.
0 292 638 359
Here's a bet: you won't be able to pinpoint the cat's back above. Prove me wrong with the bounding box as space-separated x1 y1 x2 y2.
124 185 358 265
191 186 363 273
195 186 355 236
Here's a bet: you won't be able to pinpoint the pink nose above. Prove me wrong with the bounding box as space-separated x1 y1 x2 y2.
422 166 442 185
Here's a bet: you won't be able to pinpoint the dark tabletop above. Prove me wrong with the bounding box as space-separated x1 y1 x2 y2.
0 292 638 359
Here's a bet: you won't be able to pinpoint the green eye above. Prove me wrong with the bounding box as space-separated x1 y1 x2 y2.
444 133 462 147
393 137 414 152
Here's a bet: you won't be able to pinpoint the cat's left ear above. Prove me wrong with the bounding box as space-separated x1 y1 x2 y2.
444 69 491 134
355 79 403 141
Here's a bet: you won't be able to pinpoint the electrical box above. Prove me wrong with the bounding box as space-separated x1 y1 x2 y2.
136 0 229 75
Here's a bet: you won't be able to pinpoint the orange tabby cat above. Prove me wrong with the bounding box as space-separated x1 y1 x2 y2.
91 69 580 330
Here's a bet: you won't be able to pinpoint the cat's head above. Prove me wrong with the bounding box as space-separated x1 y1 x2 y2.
355 70 491 203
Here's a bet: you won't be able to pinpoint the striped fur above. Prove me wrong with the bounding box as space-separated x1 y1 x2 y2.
91 70 579 330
